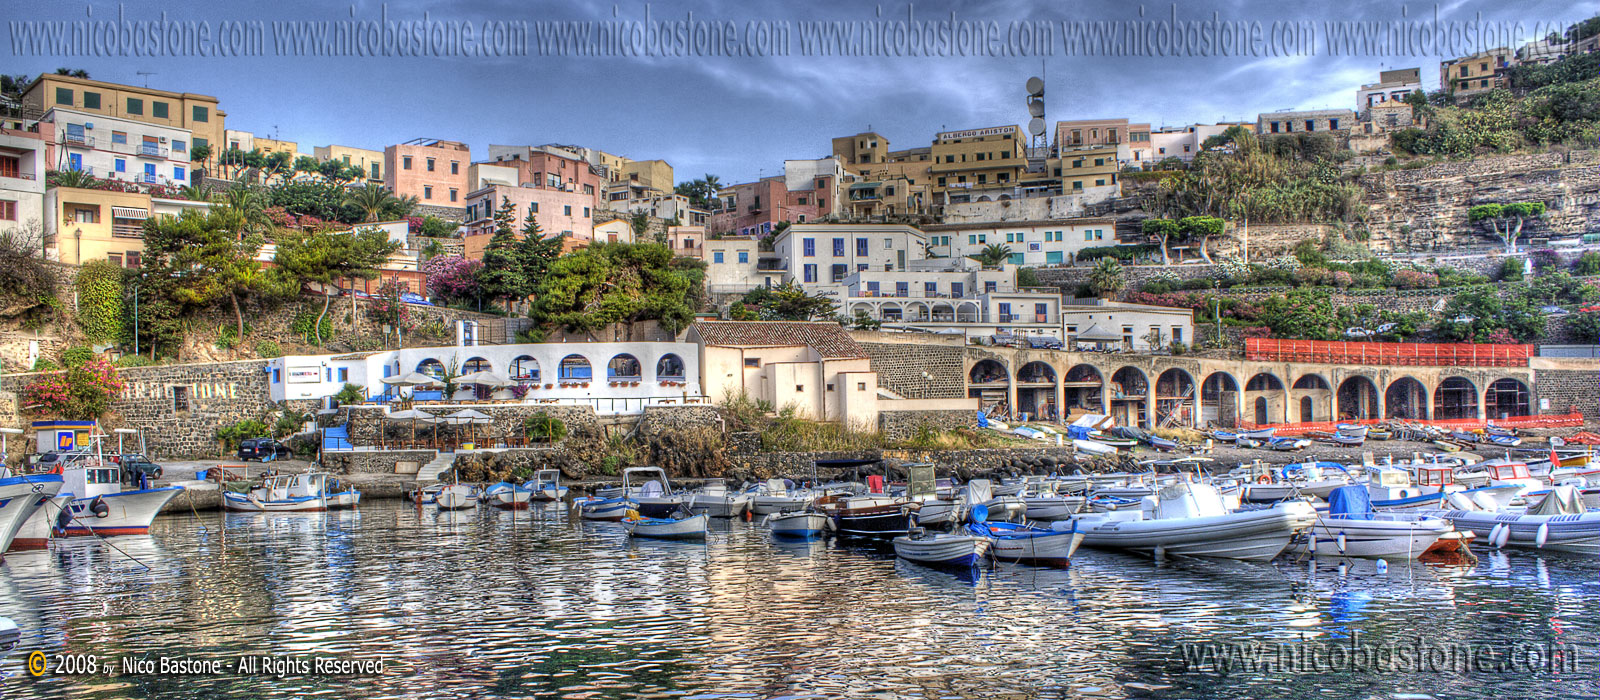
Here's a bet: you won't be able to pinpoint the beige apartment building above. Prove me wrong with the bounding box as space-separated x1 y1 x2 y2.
929 125 1026 203
384 139 471 211
1441 48 1515 97
43 186 212 266
22 75 225 156
314 144 385 183
1047 145 1120 192
1055 118 1154 166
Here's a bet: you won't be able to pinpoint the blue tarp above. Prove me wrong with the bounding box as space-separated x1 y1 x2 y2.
1327 485 1373 520
1066 425 1092 440
976 411 989 428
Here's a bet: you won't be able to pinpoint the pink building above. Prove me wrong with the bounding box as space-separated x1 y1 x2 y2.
384 139 471 211
486 145 604 211
665 225 705 259
461 183 594 259
708 177 823 237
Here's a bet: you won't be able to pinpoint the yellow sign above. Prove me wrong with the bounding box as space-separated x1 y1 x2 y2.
26 651 46 676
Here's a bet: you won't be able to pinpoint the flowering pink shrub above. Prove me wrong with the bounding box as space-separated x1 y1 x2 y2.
1484 328 1517 344
24 359 124 420
423 256 483 301
1331 270 1354 288
1243 326 1272 338
1392 270 1439 289
1125 291 1207 310
407 216 426 234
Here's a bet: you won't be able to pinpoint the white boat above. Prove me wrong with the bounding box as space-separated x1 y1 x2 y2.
1238 428 1276 440
529 470 568 502
1464 459 1543 502
751 479 816 515
0 471 64 554
969 519 1084 566
968 479 1026 523
1367 465 1518 512
624 467 688 518
409 484 443 504
10 492 72 551
1433 485 1600 554
52 461 183 533
623 510 708 540
1061 481 1317 561
892 531 991 567
223 472 330 512
1287 485 1452 559
1021 480 1085 521
482 482 533 509
1073 439 1118 456
434 483 478 511
573 496 629 521
324 475 361 510
688 481 752 518
767 510 830 538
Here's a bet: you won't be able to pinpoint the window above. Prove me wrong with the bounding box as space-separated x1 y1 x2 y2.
126 251 140 268
449 188 458 202
1329 119 1340 130
737 251 748 264
530 202 539 213
0 156 15 178
423 185 433 199
172 386 189 412
191 105 209 122
172 139 186 154
338 368 349 382
83 92 100 109
978 234 986 244
795 385 804 393
856 238 868 256
884 237 892 249
895 282 908 297
72 206 99 223
713 251 724 263
403 156 413 170
152 101 168 118
831 264 847 282
55 87 72 105
985 281 997 293
563 205 571 216
370 163 380 179
108 252 122 267
174 166 186 181
114 158 126 173
803 264 816 283
426 158 435 172
126 97 143 115
802 238 815 256
969 235 977 245
925 282 937 296
857 382 867 391
0 200 14 221
194 137 206 150
450 161 459 174
1305 120 1315 131
833 238 845 256
1172 327 1183 343
951 282 964 297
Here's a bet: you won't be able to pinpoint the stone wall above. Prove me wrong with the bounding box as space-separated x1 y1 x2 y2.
726 446 1092 481
0 359 275 459
877 409 976 442
941 187 1118 223
856 338 967 399
320 450 438 475
339 403 602 446
414 204 467 221
1533 370 1599 418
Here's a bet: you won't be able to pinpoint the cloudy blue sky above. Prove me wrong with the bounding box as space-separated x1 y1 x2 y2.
8 0 1598 184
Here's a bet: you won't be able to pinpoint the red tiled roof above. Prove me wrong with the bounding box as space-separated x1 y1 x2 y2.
692 321 866 359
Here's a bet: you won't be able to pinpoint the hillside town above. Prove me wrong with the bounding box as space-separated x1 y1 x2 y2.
3 7 1600 699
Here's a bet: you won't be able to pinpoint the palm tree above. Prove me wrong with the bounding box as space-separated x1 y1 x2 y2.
1089 257 1126 299
344 184 395 222
973 243 1013 268
702 173 721 195
48 169 96 189
176 181 215 202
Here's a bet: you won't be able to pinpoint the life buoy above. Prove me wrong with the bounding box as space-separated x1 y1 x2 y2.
1257 474 1272 484
48 463 62 475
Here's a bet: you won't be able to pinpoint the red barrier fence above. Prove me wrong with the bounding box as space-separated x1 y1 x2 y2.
1245 339 1533 367
1235 412 1585 435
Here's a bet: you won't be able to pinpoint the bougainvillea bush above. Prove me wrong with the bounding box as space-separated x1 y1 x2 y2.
24 358 124 420
423 256 483 303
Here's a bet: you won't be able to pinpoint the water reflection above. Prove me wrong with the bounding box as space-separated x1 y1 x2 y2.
0 500 1596 699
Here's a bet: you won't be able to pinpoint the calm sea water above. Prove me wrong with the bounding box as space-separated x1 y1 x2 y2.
3 501 1598 699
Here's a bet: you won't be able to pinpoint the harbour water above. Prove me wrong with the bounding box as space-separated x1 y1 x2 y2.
4 501 1598 699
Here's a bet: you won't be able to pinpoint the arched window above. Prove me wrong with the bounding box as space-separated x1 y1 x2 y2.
558 355 592 381
416 359 445 379
656 354 685 380
510 356 539 381
463 356 491 373
607 354 642 380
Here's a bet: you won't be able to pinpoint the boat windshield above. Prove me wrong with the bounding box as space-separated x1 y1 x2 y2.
1418 468 1452 487
1379 470 1410 487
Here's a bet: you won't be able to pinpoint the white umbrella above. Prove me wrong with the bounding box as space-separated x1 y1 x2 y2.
457 371 514 388
386 409 440 448
445 409 493 448
382 372 438 386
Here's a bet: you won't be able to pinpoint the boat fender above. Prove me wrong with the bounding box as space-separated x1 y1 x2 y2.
1375 559 1388 574
56 505 74 530
89 497 109 519
1494 523 1513 548
1488 524 1503 548
1336 532 1347 554
1536 523 1549 548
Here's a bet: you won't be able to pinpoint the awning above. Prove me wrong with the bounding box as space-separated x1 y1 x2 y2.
1074 323 1123 342
848 182 881 191
111 207 149 219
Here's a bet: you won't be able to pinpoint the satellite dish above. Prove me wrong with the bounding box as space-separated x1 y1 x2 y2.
1029 118 1046 136
1028 99 1045 117
1025 76 1045 96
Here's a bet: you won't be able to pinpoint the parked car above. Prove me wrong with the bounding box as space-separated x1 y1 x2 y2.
1540 305 1571 317
118 454 164 484
1344 327 1373 339
237 438 293 462
400 292 434 306
32 451 93 470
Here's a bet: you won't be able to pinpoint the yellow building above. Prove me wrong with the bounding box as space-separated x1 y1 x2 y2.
21 74 225 156
253 136 298 158
1441 48 1514 97
929 125 1025 202
43 186 213 266
315 144 385 183
619 159 673 192
1048 145 1121 192
832 132 890 173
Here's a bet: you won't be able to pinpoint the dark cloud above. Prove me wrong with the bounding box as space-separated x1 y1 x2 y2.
9 0 1596 183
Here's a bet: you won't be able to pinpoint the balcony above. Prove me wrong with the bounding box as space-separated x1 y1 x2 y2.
0 170 35 181
137 143 169 159
65 134 94 147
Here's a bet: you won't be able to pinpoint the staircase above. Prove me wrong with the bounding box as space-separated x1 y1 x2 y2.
322 426 354 451
415 451 456 481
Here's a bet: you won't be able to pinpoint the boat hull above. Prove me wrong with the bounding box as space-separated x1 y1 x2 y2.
914 500 964 526
575 497 628 521
689 494 751 518
833 503 918 537
1436 509 1600 554
979 525 1085 566
326 491 361 510
624 514 709 540
1287 515 1451 559
893 534 991 567
1066 502 1316 561
530 486 568 502
633 496 688 519
433 485 477 511
0 474 63 554
10 493 73 550
61 487 184 534
752 494 815 515
768 512 829 538
223 491 326 512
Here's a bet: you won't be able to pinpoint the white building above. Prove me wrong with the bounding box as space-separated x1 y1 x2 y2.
922 218 1118 265
0 126 48 236
269 341 703 415
784 157 846 218
1063 299 1195 351
821 259 1065 340
46 108 194 186
1149 123 1240 162
704 236 779 294
1356 68 1423 115
771 223 926 285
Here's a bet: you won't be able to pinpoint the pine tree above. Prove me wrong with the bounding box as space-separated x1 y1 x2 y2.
477 197 525 310
513 210 562 300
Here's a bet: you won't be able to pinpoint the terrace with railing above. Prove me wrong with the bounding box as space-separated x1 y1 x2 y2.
1245 339 1533 367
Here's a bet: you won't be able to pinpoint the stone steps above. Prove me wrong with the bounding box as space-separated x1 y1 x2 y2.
415 451 456 481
